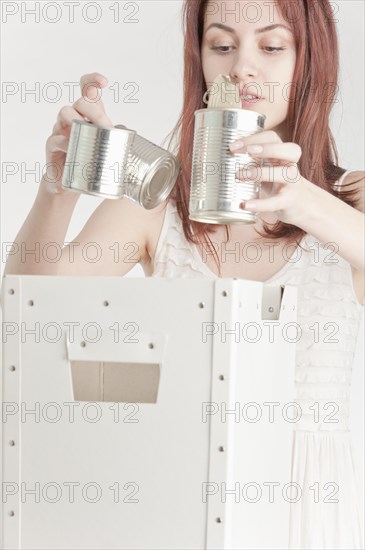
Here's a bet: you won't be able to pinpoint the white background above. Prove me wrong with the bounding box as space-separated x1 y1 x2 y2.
1 0 364 502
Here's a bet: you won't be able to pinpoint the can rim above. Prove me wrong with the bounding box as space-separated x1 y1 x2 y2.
194 107 266 120
71 118 136 134
140 158 180 209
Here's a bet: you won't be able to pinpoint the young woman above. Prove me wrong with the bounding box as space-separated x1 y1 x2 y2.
4 1 364 548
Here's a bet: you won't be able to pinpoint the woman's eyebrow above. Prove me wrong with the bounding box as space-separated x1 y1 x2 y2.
205 22 293 35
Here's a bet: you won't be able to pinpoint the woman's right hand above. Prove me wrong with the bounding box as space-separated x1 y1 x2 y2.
41 72 114 196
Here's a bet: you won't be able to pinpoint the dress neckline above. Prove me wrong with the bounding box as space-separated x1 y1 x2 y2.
189 232 309 282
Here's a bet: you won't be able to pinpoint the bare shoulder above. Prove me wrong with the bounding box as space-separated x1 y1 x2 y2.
345 170 365 182
344 170 365 213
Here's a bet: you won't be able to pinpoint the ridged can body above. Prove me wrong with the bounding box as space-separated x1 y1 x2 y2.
62 120 135 199
62 120 180 209
189 108 266 224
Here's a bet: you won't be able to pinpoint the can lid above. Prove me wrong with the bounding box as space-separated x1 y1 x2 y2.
203 74 241 109
139 157 179 209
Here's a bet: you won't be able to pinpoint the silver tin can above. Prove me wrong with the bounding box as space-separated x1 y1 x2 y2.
115 125 180 210
189 108 266 224
62 120 136 200
62 120 180 209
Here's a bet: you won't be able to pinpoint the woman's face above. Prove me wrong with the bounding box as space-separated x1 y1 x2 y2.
201 0 297 140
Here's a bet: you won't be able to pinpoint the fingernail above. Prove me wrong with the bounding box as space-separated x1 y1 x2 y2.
230 140 245 151
247 145 263 153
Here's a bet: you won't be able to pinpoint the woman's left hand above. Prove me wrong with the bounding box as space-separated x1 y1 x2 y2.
230 130 314 227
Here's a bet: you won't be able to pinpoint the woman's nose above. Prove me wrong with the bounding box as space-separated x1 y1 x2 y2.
230 52 258 82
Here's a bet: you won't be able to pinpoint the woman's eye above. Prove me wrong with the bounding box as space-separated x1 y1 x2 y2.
210 46 234 54
210 46 285 55
264 46 285 53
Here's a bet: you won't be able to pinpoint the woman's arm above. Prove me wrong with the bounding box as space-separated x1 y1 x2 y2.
3 184 80 276
299 172 365 272
3 182 153 278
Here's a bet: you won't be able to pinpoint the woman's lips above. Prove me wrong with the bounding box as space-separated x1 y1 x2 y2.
241 96 263 107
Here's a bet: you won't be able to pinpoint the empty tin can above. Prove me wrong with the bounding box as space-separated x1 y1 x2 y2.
189 108 266 224
61 120 135 199
115 124 180 210
62 120 179 209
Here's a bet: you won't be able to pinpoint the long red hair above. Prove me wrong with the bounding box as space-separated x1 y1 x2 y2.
162 0 361 276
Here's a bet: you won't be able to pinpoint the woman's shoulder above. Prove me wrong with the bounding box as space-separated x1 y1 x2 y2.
140 196 175 222
344 170 365 182
343 170 365 213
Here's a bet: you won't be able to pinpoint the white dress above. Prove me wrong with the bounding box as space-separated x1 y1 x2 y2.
150 170 364 549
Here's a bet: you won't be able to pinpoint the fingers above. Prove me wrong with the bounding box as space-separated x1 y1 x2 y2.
72 95 113 127
248 142 302 164
76 72 113 127
52 105 84 135
52 72 112 135
229 130 283 153
236 164 301 185
231 140 302 164
46 134 69 154
80 72 108 98
241 195 285 213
